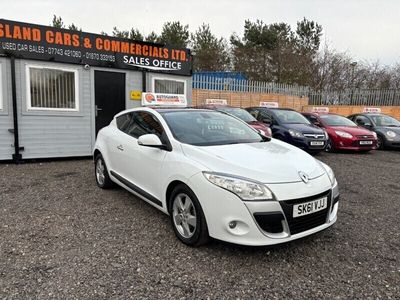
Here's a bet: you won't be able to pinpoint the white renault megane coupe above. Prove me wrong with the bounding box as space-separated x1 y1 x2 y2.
94 107 339 246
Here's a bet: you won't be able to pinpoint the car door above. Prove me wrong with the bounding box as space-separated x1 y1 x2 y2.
118 111 168 202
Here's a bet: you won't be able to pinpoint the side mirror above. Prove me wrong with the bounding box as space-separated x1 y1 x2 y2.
138 134 168 150
313 121 321 127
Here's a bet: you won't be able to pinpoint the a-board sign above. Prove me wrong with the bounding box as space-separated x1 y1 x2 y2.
205 99 228 105
363 107 381 113
260 102 279 108
141 93 187 107
311 107 329 113
0 19 192 76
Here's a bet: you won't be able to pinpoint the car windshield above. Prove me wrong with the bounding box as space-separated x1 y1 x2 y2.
161 110 264 146
273 110 310 124
320 114 357 127
370 115 400 127
216 107 256 123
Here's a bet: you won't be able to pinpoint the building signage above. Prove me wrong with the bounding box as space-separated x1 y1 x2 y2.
0 19 192 76
141 92 187 107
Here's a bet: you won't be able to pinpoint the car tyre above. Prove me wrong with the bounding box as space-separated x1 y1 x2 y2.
169 184 209 246
376 135 385 150
325 139 335 152
95 154 114 189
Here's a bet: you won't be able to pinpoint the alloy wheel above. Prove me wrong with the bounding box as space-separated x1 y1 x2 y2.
172 193 197 238
96 158 106 185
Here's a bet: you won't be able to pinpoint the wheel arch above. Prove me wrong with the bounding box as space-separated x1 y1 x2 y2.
166 180 187 214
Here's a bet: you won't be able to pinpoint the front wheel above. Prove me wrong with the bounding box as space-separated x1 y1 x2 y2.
325 139 335 152
376 135 385 150
169 184 209 246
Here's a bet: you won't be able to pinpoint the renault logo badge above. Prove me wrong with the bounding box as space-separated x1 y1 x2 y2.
299 171 309 183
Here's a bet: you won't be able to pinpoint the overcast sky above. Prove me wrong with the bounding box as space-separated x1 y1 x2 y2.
2 0 399 65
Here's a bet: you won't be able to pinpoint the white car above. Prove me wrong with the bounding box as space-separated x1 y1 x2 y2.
94 107 339 246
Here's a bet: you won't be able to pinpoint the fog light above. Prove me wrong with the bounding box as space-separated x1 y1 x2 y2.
229 221 237 229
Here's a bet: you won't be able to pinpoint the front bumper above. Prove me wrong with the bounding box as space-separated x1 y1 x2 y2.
384 138 400 148
334 137 377 151
188 173 339 246
289 137 327 152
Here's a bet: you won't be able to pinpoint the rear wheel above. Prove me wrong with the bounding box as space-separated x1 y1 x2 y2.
169 184 209 246
95 154 114 189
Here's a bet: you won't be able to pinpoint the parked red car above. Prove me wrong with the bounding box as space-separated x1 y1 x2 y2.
302 112 377 152
196 105 272 137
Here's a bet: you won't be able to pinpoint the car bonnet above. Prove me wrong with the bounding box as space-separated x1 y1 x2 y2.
180 140 326 184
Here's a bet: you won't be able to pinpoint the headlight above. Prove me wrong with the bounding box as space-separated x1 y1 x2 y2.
289 129 303 138
319 162 336 186
323 130 329 139
335 130 353 139
203 172 274 201
386 130 396 138
372 132 377 139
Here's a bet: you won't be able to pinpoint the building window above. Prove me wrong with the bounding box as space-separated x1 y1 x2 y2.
153 78 185 95
27 66 79 111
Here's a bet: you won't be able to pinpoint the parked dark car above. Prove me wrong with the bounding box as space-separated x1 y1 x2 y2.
246 107 328 153
195 105 272 137
302 112 377 152
348 113 400 149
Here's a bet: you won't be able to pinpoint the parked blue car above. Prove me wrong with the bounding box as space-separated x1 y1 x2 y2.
246 107 328 153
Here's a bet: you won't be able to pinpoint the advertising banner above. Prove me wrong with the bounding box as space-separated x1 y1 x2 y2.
311 107 329 113
259 101 279 108
205 99 228 105
363 107 381 113
141 93 187 107
0 19 192 76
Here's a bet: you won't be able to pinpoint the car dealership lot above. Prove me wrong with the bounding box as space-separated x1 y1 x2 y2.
0 152 399 299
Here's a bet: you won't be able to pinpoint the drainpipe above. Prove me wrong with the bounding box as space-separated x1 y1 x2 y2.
10 56 22 163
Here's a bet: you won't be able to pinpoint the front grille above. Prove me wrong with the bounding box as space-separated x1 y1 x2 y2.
304 133 325 139
356 135 374 139
280 190 331 235
254 212 284 233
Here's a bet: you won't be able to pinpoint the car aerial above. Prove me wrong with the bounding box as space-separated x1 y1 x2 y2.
348 113 400 150
245 107 328 154
302 112 377 152
195 104 272 137
94 106 339 247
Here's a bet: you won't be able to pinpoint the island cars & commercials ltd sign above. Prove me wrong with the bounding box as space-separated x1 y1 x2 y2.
0 19 192 76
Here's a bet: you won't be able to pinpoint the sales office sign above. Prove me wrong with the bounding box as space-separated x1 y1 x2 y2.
0 19 192 76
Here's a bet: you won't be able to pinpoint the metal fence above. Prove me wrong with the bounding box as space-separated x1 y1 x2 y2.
192 74 310 97
193 75 400 106
309 89 400 106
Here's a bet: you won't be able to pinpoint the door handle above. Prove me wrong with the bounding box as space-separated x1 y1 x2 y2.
95 105 103 117
117 145 124 151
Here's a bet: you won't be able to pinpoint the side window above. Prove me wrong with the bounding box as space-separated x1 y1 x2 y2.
354 115 371 126
116 113 133 133
307 115 319 125
126 111 164 139
248 109 259 119
260 110 275 124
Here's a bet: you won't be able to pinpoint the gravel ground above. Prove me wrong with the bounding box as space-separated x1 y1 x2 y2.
0 150 399 299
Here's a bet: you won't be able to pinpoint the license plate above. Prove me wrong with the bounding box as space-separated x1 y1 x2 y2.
293 197 328 218
360 140 373 145
310 141 324 146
